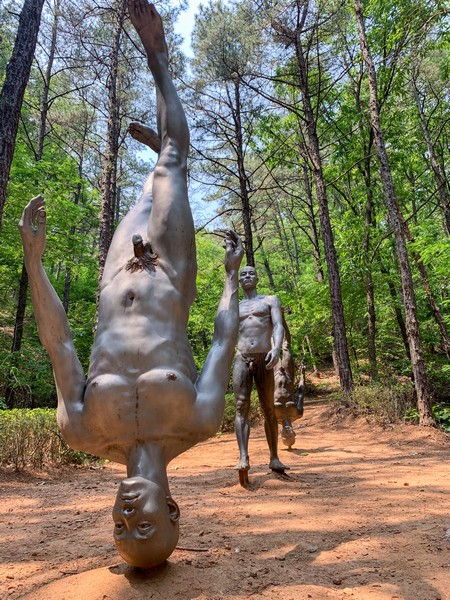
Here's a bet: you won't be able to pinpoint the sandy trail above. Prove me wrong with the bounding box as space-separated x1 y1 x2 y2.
1 404 449 600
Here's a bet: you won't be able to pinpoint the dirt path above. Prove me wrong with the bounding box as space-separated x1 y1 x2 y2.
1 404 449 600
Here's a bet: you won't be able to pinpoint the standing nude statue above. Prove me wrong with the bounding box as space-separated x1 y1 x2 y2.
233 266 287 483
19 0 243 569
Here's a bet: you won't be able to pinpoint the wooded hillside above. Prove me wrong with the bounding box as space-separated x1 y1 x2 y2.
1 0 449 427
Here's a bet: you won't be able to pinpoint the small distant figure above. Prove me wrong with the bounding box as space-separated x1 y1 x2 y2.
19 0 243 569
274 315 304 449
233 266 288 484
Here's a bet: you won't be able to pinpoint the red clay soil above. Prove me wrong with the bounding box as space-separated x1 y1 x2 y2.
1 402 449 600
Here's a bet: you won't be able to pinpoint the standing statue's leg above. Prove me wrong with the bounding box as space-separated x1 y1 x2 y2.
255 367 288 472
233 354 251 474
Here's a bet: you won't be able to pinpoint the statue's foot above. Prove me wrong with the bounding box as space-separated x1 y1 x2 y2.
234 458 250 471
129 122 161 153
269 458 289 472
128 0 168 57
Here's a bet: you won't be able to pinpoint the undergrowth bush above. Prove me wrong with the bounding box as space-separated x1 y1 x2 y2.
404 402 450 432
0 408 101 470
350 380 416 423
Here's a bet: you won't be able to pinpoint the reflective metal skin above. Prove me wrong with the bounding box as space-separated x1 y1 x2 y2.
19 0 243 569
274 319 305 449
232 266 287 484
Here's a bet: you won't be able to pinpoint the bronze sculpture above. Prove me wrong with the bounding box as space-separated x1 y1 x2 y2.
19 0 243 569
233 266 287 485
274 315 305 449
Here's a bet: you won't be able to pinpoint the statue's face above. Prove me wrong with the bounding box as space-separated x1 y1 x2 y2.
240 266 258 290
112 477 179 568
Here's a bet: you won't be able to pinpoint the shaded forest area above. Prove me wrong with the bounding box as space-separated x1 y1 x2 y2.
0 0 449 429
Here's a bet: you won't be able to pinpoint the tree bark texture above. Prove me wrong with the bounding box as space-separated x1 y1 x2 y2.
354 0 434 425
0 0 45 233
231 78 254 266
293 25 353 396
4 265 28 408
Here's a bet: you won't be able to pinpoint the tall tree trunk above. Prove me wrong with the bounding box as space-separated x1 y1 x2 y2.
63 115 87 314
302 161 324 283
351 64 379 380
5 0 57 407
4 265 28 408
354 0 434 425
380 263 411 361
291 19 353 395
255 230 275 290
361 145 378 380
230 78 254 266
98 0 127 282
0 0 45 233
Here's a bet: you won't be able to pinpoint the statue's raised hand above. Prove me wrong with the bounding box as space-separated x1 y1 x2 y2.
224 230 243 273
19 196 47 262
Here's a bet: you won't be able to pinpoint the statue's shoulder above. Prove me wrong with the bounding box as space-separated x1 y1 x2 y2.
261 294 281 307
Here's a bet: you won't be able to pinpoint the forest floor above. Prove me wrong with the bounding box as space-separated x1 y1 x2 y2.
1 373 450 600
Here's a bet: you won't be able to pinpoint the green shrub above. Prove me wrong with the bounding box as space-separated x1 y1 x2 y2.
350 380 416 423
0 408 101 470
404 402 450 432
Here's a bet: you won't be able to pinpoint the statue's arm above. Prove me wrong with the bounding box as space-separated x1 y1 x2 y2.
265 295 284 370
194 232 243 435
19 197 85 426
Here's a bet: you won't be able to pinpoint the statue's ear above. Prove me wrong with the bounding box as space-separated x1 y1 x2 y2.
166 496 180 522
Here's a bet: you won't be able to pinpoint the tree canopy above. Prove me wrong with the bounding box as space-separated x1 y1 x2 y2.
1 0 449 426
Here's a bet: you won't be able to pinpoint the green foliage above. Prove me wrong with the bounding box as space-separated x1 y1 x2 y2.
0 408 101 470
405 402 450 432
351 380 416 422
1 0 450 428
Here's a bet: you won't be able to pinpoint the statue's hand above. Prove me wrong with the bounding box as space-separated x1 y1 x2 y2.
265 348 280 370
19 196 47 262
224 230 244 273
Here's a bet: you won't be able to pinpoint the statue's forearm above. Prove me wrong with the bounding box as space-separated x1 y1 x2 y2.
26 257 86 430
214 269 239 344
272 322 284 353
26 259 73 353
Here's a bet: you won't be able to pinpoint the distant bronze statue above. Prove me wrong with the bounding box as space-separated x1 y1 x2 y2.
19 0 243 569
274 314 304 449
233 266 287 484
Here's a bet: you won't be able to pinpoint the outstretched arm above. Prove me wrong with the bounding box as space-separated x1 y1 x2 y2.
265 296 284 370
195 231 244 435
19 197 85 433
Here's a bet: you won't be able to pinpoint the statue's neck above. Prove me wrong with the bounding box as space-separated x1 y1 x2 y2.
243 288 258 300
126 442 169 494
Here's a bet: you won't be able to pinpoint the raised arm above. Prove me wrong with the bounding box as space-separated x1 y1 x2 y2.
19 197 85 432
265 295 284 370
195 231 244 435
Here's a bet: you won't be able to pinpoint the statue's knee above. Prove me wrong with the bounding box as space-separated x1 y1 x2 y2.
235 398 249 414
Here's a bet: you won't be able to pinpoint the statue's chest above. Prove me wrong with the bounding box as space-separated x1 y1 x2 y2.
239 298 270 320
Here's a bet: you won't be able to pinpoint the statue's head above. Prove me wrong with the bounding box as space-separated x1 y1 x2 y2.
112 476 180 568
239 266 258 290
